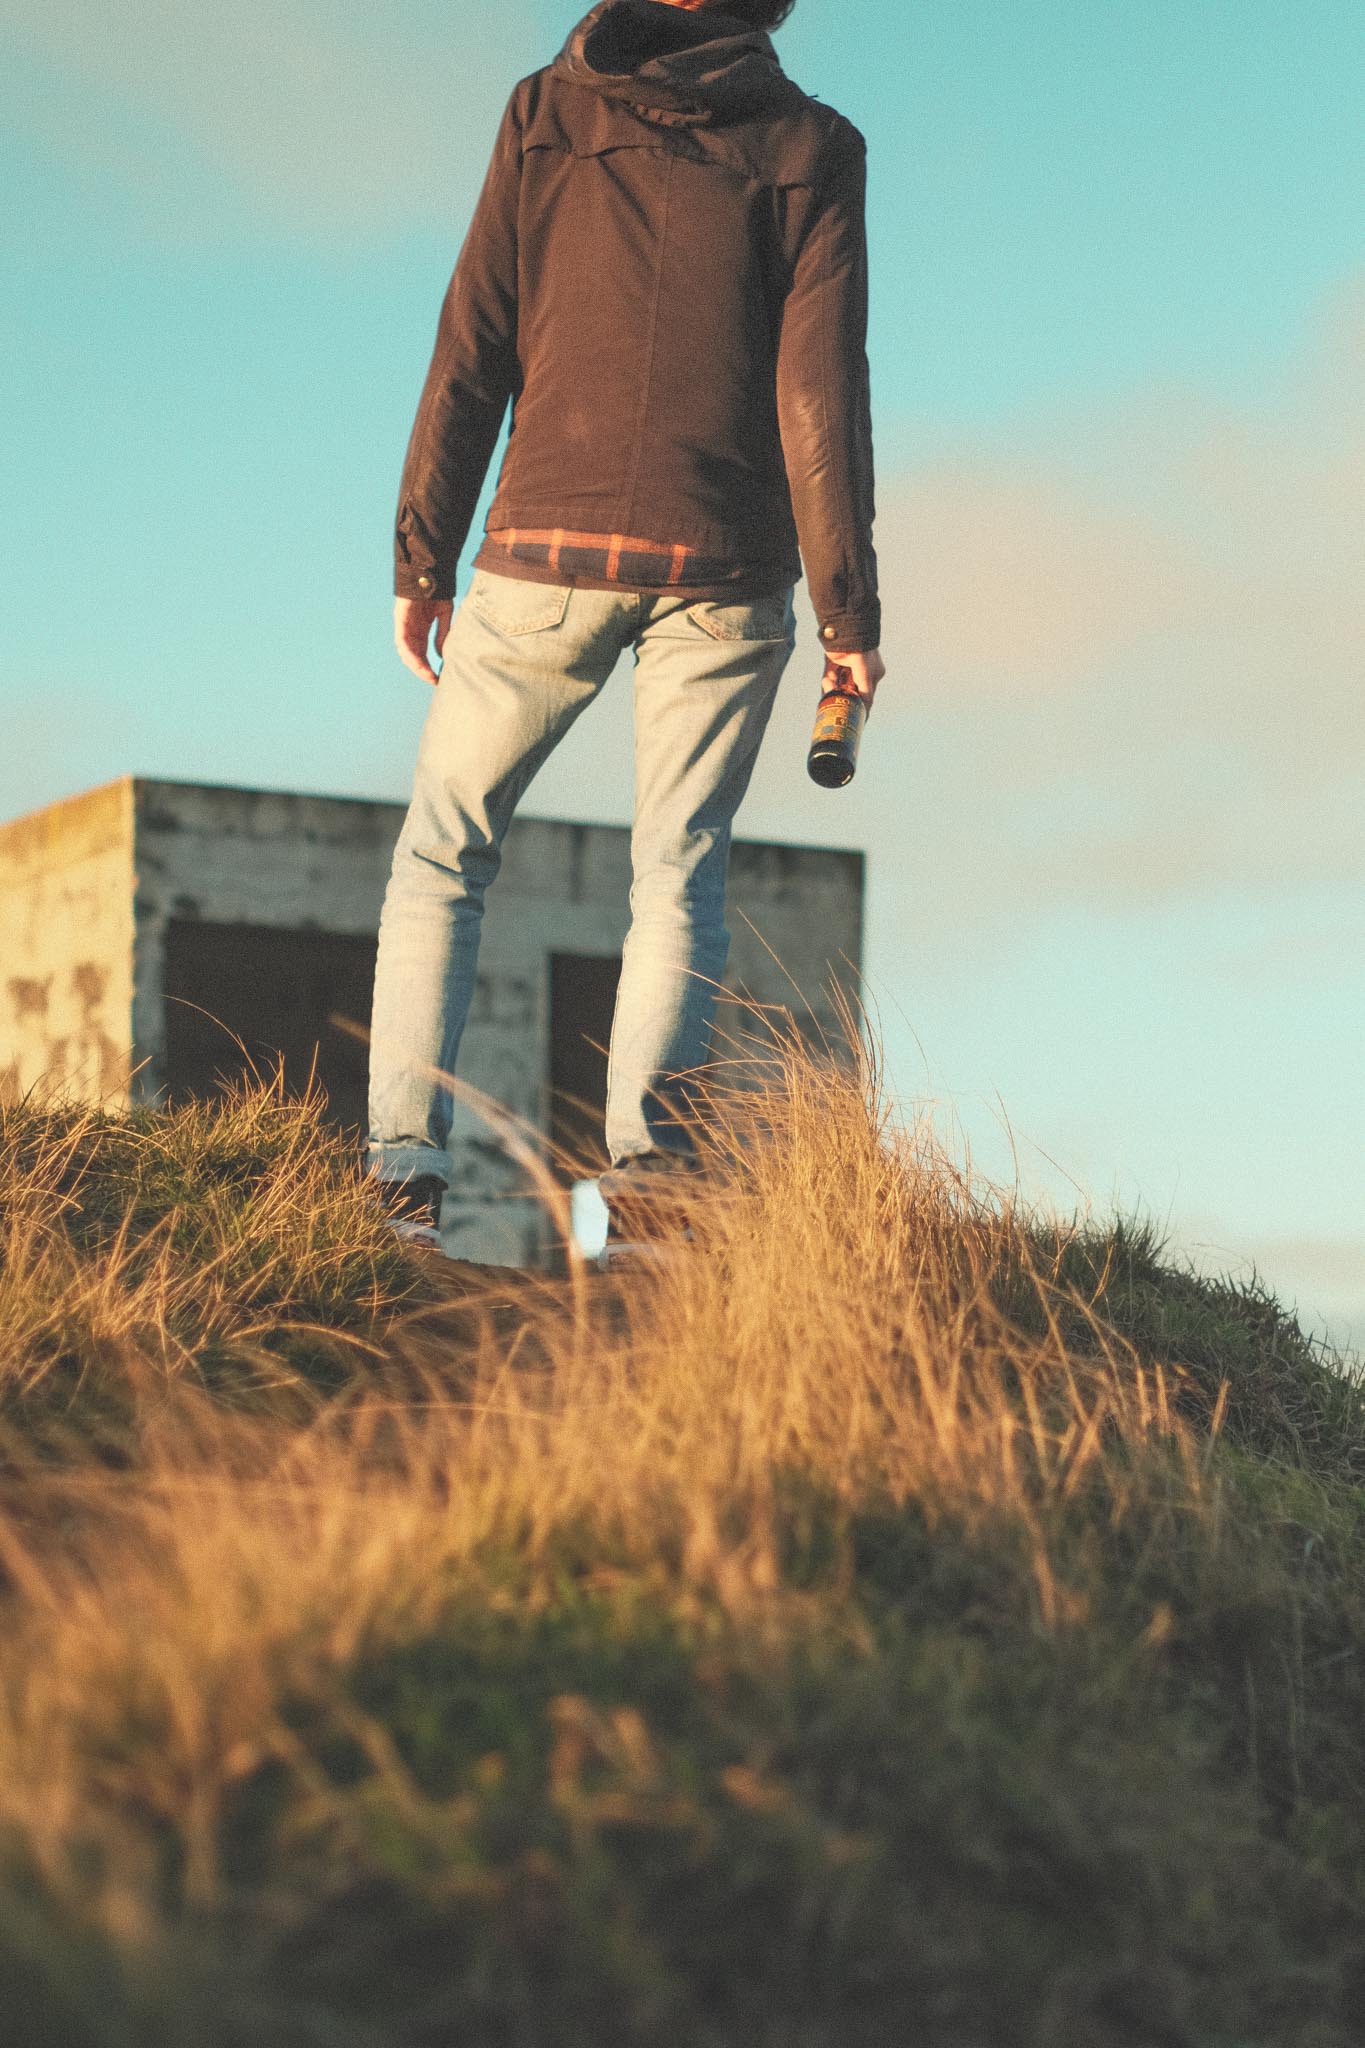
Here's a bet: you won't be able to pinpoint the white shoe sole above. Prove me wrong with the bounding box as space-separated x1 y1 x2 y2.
388 1218 443 1251
595 1240 686 1274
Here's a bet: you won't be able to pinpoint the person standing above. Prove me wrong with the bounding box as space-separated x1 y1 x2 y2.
367 0 884 1264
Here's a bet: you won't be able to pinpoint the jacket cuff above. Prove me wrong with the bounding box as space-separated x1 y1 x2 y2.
394 564 455 602
818 609 881 656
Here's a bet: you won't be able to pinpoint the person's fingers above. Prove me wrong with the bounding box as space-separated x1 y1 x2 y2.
825 656 879 711
396 631 430 682
395 621 438 686
394 596 454 685
823 647 884 712
394 599 439 684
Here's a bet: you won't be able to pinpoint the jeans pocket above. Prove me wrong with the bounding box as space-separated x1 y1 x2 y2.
469 569 573 636
686 590 795 643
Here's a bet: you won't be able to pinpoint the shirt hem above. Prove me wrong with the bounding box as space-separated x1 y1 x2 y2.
469 544 802 604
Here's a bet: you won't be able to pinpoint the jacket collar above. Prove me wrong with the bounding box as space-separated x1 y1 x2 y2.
553 0 786 127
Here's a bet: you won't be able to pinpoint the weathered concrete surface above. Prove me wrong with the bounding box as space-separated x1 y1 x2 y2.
0 779 134 1105
130 782 405 1112
3 778 864 1266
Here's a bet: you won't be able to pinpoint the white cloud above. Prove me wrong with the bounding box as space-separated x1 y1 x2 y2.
867 271 1365 916
1 0 542 240
1212 914 1365 986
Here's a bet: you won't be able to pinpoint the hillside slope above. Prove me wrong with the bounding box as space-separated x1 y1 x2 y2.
0 1047 1361 2046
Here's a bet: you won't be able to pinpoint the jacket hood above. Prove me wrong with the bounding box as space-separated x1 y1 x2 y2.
552 0 787 128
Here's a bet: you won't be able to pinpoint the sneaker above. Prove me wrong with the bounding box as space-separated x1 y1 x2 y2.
596 1237 687 1274
377 1173 446 1252
594 1197 695 1274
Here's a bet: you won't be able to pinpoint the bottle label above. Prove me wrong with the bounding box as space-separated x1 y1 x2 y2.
811 692 866 749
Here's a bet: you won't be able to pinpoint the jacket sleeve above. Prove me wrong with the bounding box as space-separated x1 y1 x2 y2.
393 88 523 601
775 120 881 655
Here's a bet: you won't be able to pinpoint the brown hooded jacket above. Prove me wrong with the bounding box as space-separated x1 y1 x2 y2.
393 0 880 653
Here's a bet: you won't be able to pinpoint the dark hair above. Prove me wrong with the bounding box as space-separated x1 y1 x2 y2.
717 0 797 30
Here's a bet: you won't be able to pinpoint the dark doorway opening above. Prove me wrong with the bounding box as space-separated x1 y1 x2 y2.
548 952 622 1181
162 918 377 1138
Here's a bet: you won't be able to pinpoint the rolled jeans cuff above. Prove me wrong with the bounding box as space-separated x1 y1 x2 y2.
364 1144 454 1192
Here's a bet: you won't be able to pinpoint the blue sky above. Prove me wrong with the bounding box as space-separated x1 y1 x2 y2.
2 0 1362 1352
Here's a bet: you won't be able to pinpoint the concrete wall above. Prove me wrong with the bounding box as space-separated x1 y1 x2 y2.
130 781 864 1263
723 838 866 1067
0 779 134 1106
130 781 402 1105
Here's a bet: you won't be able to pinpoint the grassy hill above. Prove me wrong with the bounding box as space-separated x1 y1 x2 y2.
0 1039 1361 2046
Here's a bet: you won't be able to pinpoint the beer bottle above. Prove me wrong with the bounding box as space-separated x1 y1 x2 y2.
807 659 868 788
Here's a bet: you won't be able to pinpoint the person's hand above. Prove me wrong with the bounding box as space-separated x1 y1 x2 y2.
394 594 455 686
823 646 885 713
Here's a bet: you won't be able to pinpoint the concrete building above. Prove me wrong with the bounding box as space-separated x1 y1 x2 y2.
0 778 865 1264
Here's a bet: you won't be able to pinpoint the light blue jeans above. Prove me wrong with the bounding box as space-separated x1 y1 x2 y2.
366 566 798 1206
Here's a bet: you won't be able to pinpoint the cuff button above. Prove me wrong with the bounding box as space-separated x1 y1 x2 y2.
822 624 836 639
417 574 434 593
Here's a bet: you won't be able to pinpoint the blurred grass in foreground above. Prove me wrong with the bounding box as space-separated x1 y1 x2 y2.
0 1017 1361 2046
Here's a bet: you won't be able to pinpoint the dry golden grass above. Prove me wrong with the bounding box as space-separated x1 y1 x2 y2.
0 1012 1361 2043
